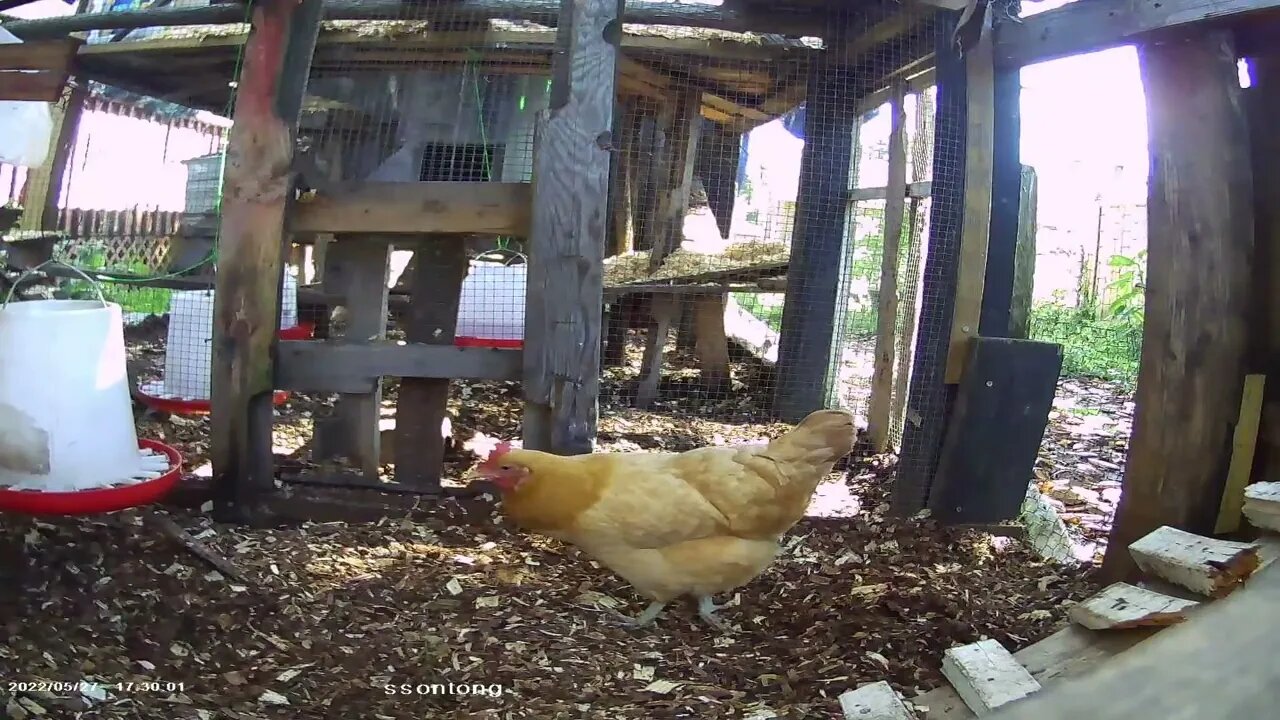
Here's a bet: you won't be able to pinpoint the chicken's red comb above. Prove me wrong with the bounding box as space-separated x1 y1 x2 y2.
484 441 513 463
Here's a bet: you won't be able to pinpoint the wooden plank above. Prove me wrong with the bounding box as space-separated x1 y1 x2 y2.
891 12 966 515
984 560 1280 720
290 181 531 236
520 0 616 454
848 180 933 202
0 70 66 102
928 337 1063 523
944 7 995 384
1101 30 1255 581
1128 526 1262 598
839 680 918 720
867 82 910 453
1067 582 1199 631
635 293 680 410
941 638 1042 716
311 241 391 479
648 88 703 272
394 242 468 492
1242 482 1280 532
209 0 324 521
692 293 730 390
277 342 520 393
693 124 741 240
993 0 1280 70
1249 56 1280 489
911 624 1159 718
773 28 860 422
1007 166 1038 339
978 45 1023 339
16 81 86 233
0 38 81 71
1215 374 1266 533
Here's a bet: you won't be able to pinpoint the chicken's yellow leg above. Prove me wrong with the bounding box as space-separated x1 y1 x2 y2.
609 600 667 628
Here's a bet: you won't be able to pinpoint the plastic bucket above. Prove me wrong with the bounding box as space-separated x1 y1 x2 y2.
456 258 525 348
0 289 142 492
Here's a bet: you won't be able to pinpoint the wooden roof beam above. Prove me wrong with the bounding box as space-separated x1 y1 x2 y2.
995 0 1280 68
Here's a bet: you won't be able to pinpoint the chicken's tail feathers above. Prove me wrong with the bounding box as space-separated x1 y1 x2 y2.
764 409 858 471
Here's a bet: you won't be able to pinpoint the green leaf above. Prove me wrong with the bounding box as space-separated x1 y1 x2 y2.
1108 254 1138 268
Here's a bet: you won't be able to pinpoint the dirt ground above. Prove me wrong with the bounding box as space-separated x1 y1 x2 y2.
0 324 1113 719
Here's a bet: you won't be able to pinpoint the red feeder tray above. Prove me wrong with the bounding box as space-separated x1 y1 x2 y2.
278 322 315 341
455 336 523 349
0 439 183 516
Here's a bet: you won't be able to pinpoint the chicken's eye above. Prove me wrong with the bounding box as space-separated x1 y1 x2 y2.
499 465 511 471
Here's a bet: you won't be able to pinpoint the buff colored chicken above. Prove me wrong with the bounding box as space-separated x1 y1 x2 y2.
471 409 856 630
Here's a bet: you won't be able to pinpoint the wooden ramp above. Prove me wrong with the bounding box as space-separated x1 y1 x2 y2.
835 518 1280 719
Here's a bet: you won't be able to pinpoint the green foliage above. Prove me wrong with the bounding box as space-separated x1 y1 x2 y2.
1104 249 1146 322
61 246 172 316
1030 302 1143 385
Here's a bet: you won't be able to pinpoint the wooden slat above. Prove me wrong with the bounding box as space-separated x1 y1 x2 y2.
1007 165 1039 339
986 560 1280 720
867 81 910 453
848 180 933 203
290 181 531 236
994 0 1280 69
0 38 81 71
1216 374 1267 533
0 71 67 102
278 342 522 394
945 8 996 384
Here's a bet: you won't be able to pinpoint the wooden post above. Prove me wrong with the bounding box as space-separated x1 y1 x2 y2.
890 88 935 444
210 0 323 521
944 6 996 383
521 0 619 454
866 82 909 452
1247 55 1280 485
1101 30 1255 581
695 124 742 239
632 109 671 253
1008 165 1039 339
647 88 702 272
609 101 641 257
394 242 468 490
977 43 1022 339
773 27 860 422
312 240 391 478
635 292 679 409
892 14 967 516
692 293 730 390
16 81 87 232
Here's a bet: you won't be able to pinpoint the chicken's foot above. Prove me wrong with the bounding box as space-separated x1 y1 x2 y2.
697 595 730 631
608 600 667 628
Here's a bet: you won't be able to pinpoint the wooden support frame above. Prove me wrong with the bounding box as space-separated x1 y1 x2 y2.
1101 29 1255 582
866 82 910 453
277 342 522 393
1008 165 1039 339
393 242 469 492
0 38 81 102
209 0 323 521
647 88 703 273
290 181 532 235
994 0 1280 69
311 240 391 480
1248 56 1280 488
978 46 1023 339
17 79 87 233
521 0 618 454
944 6 995 384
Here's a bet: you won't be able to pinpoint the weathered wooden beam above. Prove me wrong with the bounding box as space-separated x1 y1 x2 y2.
692 293 730 390
1067 582 1199 631
521 0 616 454
694 124 741 240
838 681 918 720
892 13 966 515
290 181 531 236
945 6 995 384
1007 165 1038 339
1247 56 1280 488
978 44 1022 339
4 0 826 39
1242 482 1280 531
0 37 79 101
848 181 933 202
867 82 909 453
648 88 703 272
17 80 86 233
942 638 1042 716
310 241 390 479
1215 374 1266 533
394 242 468 492
636 293 680 410
773 20 863 422
1101 30 1255 582
278 341 521 393
988 558 1280 720
1128 525 1262 598
209 0 323 522
994 0 1280 69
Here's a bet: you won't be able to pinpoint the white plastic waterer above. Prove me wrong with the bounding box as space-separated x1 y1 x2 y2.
0 269 165 492
152 270 298 401
455 253 525 348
